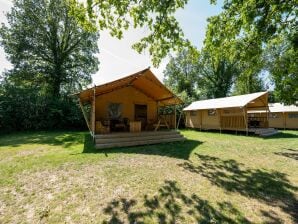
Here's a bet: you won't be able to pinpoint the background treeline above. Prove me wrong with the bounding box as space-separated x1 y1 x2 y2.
0 0 99 132
0 0 297 132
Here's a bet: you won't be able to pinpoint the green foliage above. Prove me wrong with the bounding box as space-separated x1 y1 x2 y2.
206 0 297 103
265 36 298 104
0 79 85 132
164 49 200 105
0 0 99 97
197 50 238 98
71 0 192 66
0 0 98 131
164 48 239 102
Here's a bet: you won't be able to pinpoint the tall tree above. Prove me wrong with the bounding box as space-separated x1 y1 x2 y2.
205 0 297 103
265 35 298 104
163 49 238 101
197 50 238 98
164 49 200 104
0 0 99 97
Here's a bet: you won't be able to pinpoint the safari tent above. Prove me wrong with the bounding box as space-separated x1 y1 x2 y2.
74 68 185 148
183 92 271 135
248 103 298 129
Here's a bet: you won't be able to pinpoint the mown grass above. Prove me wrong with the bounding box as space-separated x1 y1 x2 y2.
0 130 297 223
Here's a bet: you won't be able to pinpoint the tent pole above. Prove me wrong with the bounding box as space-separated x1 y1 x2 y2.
243 107 248 136
283 112 286 130
92 85 96 140
78 99 92 135
177 108 183 130
174 104 177 129
218 109 222 134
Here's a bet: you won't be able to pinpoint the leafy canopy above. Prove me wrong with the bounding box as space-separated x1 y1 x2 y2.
0 0 99 97
71 0 193 66
206 0 297 104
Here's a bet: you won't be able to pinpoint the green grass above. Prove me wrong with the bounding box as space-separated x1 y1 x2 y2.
0 130 297 223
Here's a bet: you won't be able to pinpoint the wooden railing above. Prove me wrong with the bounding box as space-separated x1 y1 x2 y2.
221 116 246 130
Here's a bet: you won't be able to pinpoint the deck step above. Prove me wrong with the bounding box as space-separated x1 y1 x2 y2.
94 130 180 139
259 130 279 137
95 136 185 149
95 133 183 144
249 128 279 137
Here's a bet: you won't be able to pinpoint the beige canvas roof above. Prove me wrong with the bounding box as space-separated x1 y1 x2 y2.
74 68 182 106
183 92 268 111
248 103 298 113
269 103 298 112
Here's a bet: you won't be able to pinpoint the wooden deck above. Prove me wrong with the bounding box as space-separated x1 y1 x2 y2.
94 130 185 149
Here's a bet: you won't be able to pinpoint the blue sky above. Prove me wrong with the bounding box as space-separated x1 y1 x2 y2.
0 0 223 84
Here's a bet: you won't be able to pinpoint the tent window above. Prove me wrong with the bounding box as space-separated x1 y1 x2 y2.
269 113 279 118
208 109 216 116
288 113 298 118
190 111 197 116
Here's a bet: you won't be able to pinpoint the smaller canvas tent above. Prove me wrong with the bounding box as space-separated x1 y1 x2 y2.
183 92 269 134
248 103 298 129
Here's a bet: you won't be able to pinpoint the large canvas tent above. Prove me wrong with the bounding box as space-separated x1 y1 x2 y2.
74 68 183 137
248 103 298 129
183 92 269 134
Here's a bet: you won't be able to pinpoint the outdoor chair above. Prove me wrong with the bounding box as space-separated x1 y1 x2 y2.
96 121 110 134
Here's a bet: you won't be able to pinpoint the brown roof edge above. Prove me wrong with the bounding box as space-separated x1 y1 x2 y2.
70 67 150 96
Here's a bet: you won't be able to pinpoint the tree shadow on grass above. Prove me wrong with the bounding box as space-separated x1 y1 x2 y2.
0 131 84 148
179 154 298 223
275 149 298 161
102 180 251 224
82 134 202 160
262 132 298 139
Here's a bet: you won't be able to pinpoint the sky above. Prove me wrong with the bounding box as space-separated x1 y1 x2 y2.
0 0 223 84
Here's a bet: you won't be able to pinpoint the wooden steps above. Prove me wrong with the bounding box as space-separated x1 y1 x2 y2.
249 128 279 137
95 130 185 149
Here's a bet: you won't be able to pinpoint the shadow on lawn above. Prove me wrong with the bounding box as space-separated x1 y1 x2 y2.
102 180 251 224
83 134 202 160
0 131 83 148
262 132 298 139
275 149 298 161
179 154 298 223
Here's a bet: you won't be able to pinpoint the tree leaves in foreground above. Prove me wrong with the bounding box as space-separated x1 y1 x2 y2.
70 0 192 66
0 0 99 97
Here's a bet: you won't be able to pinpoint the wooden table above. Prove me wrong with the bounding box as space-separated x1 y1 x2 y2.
153 117 170 131
130 121 141 132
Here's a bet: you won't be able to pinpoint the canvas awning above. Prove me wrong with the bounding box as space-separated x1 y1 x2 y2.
74 68 182 106
183 92 268 111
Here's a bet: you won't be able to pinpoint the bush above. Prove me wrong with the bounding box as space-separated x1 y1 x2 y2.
0 84 86 133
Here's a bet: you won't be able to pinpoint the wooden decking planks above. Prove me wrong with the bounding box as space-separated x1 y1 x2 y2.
94 130 185 149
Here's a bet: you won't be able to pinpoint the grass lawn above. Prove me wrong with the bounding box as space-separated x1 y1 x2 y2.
0 130 297 223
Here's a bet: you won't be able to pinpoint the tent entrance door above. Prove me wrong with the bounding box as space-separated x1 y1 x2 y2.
134 104 147 130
